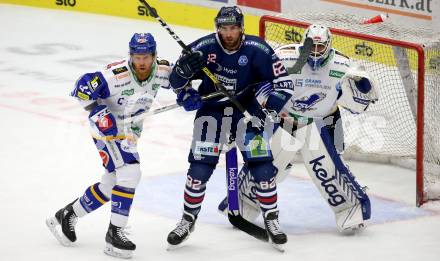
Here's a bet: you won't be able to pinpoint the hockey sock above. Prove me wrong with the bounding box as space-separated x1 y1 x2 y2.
73 183 110 217
256 183 278 214
110 185 135 227
248 161 279 214
183 178 206 217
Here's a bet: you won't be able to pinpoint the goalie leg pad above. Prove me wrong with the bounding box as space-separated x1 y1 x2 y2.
270 125 303 182
298 120 371 231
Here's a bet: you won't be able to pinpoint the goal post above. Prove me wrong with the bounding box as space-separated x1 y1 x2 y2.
259 14 440 207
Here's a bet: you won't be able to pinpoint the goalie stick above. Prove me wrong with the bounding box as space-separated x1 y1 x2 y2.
139 0 269 240
287 37 313 74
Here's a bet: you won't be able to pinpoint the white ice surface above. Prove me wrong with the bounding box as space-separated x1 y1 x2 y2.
0 4 439 261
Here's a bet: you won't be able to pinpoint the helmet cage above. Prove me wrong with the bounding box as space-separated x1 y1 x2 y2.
304 24 332 68
310 39 331 61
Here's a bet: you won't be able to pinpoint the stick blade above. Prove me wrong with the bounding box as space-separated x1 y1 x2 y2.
228 214 269 242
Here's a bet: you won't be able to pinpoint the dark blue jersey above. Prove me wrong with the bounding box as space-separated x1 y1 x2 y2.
170 33 292 105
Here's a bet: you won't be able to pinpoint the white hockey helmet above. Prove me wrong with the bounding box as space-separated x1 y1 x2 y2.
304 24 332 70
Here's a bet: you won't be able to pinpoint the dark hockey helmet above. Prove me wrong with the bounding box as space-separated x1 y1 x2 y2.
215 6 244 30
129 33 156 55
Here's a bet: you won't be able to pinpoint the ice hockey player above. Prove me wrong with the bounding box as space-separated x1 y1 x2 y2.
46 33 171 259
166 6 293 251
219 24 378 234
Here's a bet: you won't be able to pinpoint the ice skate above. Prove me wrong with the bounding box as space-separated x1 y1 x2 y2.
46 200 78 247
104 223 136 259
167 211 196 250
263 209 287 252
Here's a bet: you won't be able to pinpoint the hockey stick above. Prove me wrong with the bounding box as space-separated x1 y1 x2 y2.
93 91 223 141
226 145 269 241
139 0 262 129
287 37 313 74
132 90 223 119
139 0 269 240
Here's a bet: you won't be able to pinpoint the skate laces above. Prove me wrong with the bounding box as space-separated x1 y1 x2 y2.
266 217 283 235
116 227 130 242
173 218 192 237
67 213 77 232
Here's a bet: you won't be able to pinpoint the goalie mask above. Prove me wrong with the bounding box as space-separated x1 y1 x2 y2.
304 24 332 70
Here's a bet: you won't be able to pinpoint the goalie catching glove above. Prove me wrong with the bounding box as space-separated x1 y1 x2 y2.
337 63 379 113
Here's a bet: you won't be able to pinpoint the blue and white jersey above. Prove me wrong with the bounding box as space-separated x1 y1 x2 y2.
275 44 351 118
72 58 171 138
170 33 292 104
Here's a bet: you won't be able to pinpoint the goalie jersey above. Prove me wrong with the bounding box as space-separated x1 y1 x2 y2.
275 44 352 118
71 58 171 138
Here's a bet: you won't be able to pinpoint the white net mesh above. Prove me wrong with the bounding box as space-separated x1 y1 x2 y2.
260 13 440 204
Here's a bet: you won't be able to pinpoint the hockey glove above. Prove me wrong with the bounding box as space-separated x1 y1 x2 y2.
177 88 202 111
174 51 205 79
89 104 118 136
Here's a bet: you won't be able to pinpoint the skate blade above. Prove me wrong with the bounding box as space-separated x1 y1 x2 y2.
104 243 133 259
341 223 365 236
45 217 73 247
270 242 285 253
268 237 286 253
166 243 184 251
166 235 192 251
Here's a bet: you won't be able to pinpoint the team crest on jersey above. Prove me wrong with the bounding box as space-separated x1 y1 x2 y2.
238 55 248 66
292 92 326 112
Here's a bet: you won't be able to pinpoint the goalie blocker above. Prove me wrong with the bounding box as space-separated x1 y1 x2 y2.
219 119 371 232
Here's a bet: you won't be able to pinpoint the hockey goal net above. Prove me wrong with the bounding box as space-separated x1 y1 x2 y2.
259 14 440 207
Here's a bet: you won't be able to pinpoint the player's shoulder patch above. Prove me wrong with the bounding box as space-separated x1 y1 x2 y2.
156 57 171 74
243 35 272 54
157 59 170 66
105 59 127 70
112 66 128 75
331 49 350 68
157 65 171 74
103 59 130 81
192 34 216 51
